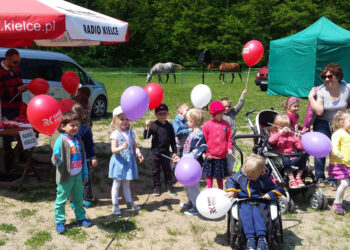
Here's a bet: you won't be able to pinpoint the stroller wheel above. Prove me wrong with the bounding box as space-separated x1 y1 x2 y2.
309 193 324 210
322 195 329 210
288 199 295 213
278 196 289 214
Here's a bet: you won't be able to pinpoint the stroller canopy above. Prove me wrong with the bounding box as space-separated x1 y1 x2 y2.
268 16 350 97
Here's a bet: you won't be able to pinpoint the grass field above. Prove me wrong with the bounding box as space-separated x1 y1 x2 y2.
87 68 309 132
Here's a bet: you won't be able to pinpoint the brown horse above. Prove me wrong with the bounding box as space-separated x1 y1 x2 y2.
208 60 242 83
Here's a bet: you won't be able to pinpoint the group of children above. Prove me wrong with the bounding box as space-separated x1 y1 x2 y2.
50 87 349 249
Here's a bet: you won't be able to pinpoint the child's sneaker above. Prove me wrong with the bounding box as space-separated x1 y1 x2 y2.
83 200 92 208
127 202 141 211
184 207 200 216
112 205 122 216
332 203 346 215
153 188 161 196
56 223 66 234
77 219 92 228
257 236 268 250
289 179 298 189
246 237 256 250
167 188 176 196
180 202 192 210
295 176 305 187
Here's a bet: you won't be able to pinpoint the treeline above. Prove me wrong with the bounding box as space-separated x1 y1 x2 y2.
42 0 350 68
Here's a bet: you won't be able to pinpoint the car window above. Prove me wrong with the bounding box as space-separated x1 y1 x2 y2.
20 59 60 81
59 61 91 85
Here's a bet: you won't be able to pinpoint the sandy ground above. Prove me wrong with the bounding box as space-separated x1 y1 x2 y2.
0 125 349 250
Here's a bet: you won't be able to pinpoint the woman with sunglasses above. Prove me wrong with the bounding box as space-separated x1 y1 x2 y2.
308 63 350 188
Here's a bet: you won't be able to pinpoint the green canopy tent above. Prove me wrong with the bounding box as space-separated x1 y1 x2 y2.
267 16 350 97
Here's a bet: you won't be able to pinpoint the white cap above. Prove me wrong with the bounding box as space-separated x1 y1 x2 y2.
113 106 123 116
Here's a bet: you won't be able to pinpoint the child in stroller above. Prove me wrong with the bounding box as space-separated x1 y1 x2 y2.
268 114 307 189
245 109 328 213
226 151 283 250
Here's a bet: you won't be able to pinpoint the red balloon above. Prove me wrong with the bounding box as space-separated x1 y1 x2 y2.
242 40 264 67
61 71 80 94
28 78 50 95
27 95 62 135
144 83 164 110
58 99 75 113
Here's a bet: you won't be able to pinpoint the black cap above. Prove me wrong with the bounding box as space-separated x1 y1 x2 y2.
155 104 169 113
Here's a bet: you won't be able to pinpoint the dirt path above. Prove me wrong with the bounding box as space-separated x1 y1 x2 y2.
0 125 349 249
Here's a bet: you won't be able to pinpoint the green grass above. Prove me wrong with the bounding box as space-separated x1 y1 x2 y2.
0 239 5 246
100 219 138 240
88 68 308 130
64 227 87 242
16 208 38 218
0 224 17 233
24 231 52 249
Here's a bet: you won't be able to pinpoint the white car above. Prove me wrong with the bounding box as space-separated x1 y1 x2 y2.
0 48 108 117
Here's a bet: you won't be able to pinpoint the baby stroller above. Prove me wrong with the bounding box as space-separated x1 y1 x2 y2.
227 134 283 250
245 109 328 213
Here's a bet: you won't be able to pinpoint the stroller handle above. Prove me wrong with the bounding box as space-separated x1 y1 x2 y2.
233 134 268 165
245 109 258 134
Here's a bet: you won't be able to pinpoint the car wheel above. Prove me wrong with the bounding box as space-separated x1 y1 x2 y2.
260 85 267 91
92 95 107 118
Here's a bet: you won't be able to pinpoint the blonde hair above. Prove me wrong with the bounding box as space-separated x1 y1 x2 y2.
332 109 350 131
110 113 130 130
71 103 84 122
186 108 206 128
177 103 190 114
283 97 300 111
242 154 266 177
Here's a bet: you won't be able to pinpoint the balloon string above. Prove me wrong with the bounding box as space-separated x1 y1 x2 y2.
244 67 251 90
8 92 21 103
267 122 300 136
145 110 151 140
161 154 174 161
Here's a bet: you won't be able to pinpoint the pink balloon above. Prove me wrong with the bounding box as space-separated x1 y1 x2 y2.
27 95 62 135
242 40 264 67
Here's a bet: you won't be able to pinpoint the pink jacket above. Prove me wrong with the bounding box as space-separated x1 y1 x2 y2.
203 118 233 159
286 112 303 132
268 132 303 154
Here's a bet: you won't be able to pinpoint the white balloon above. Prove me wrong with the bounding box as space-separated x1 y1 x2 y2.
191 84 212 108
196 188 234 219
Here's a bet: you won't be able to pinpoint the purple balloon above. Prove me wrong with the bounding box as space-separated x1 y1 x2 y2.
175 157 202 186
301 132 332 158
120 86 149 121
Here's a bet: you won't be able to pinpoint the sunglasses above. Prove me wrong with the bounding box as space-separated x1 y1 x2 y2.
321 74 333 80
11 60 20 65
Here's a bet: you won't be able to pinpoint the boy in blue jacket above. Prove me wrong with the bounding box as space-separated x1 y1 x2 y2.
52 111 91 234
226 154 282 250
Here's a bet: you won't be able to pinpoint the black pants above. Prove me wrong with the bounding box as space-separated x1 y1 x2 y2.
1 108 19 151
152 153 173 190
83 160 93 201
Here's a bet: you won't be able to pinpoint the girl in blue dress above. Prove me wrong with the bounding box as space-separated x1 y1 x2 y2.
109 106 144 215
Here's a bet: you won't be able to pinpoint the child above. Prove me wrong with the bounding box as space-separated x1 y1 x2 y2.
221 89 247 174
226 154 282 250
74 89 92 129
173 108 207 215
109 106 144 215
268 114 306 189
172 103 190 157
143 104 177 196
283 96 308 134
203 100 233 189
51 111 91 234
71 103 97 208
328 110 350 214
